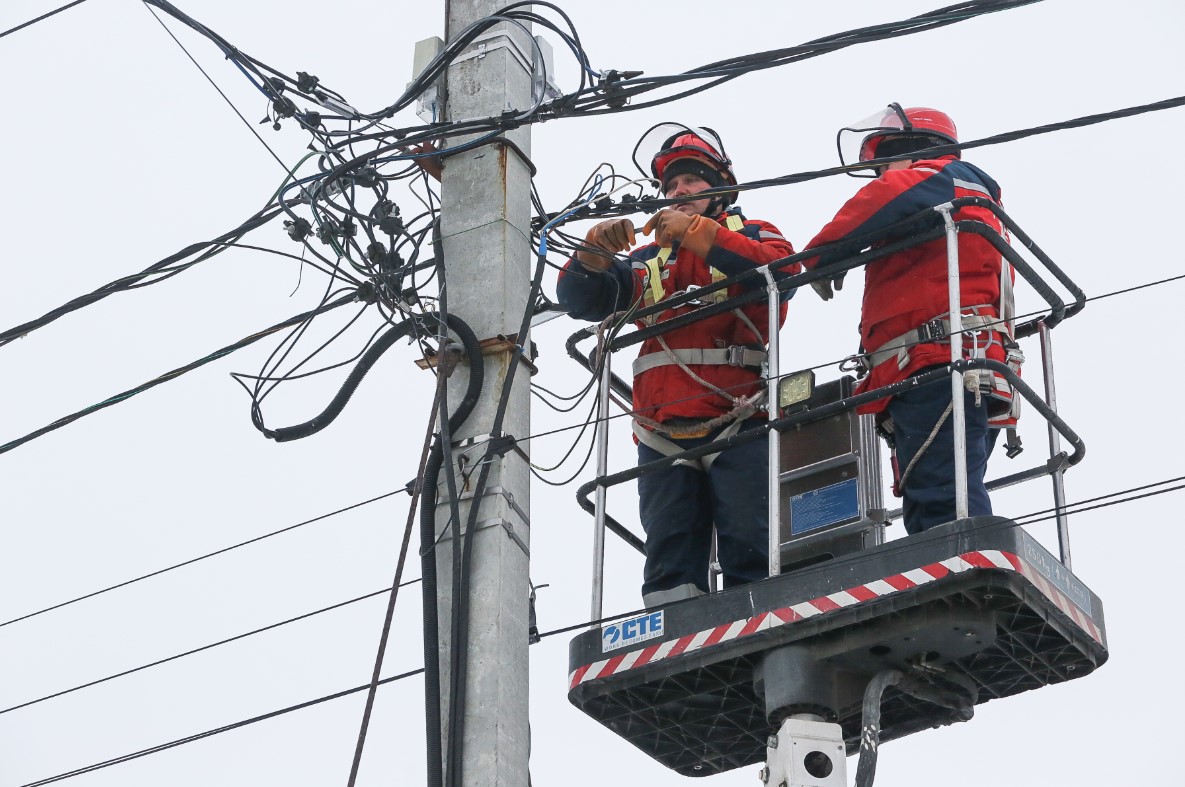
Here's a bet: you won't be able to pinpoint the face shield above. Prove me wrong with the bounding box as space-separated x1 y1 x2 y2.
632 123 731 185
835 103 910 177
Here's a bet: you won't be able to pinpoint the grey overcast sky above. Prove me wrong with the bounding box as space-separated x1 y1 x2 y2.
1 1 1182 786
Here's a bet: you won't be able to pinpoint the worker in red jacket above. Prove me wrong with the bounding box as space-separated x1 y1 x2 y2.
557 125 798 607
804 104 1021 534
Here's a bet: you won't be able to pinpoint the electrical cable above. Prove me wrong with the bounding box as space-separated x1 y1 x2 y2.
541 0 1042 118
532 93 1185 233
142 1 290 173
0 488 404 630
0 582 418 716
346 322 452 787
530 473 1185 642
526 392 600 487
442 247 550 787
1013 475 1185 527
239 299 379 434
18 667 426 787
0 0 90 40
509 264 1185 454
0 290 359 456
8 3 1182 782
411 312 485 787
0 203 296 348
255 312 474 442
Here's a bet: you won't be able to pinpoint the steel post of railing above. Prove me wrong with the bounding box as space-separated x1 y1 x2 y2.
937 205 969 520
590 346 614 623
1039 319 1073 568
761 268 782 577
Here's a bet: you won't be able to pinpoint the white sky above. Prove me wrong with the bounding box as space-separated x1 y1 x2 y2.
1 1 1181 785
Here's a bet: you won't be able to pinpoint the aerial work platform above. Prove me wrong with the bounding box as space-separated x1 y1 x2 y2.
566 200 1099 784
568 517 1107 776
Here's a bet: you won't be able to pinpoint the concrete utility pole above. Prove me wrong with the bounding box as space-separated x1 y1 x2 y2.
435 1 533 786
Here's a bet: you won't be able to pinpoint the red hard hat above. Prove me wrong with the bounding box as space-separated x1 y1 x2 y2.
647 127 737 201
859 106 959 162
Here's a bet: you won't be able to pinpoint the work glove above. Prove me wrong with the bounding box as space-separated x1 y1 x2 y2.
642 209 694 248
810 272 845 301
576 218 636 271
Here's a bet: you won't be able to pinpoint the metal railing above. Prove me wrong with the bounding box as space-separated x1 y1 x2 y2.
566 198 1087 619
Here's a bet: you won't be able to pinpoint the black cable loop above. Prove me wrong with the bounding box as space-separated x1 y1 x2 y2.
258 312 479 442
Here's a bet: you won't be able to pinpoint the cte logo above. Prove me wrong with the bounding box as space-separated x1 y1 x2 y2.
601 611 664 653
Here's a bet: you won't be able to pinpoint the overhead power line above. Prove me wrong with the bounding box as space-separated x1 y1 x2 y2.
0 582 420 715
0 0 90 40
16 460 1170 718
18 667 425 787
0 203 297 348
142 0 290 172
531 474 1185 642
0 289 361 456
347 347 449 786
0 488 402 629
517 268 1185 466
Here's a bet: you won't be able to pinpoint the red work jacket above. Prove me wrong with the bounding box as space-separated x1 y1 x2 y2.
558 209 797 423
804 157 1013 416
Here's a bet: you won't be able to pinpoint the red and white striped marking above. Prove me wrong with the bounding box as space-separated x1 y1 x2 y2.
569 550 1102 690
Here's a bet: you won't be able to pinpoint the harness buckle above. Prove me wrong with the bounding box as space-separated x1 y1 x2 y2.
726 346 750 367
840 354 870 375
681 284 706 306
918 317 947 343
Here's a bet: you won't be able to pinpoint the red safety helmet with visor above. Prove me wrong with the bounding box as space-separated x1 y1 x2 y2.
633 123 738 207
837 103 959 177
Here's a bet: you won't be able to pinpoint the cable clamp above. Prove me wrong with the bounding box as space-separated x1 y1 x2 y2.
452 432 528 463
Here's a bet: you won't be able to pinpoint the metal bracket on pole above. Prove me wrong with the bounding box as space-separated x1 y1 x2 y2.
936 204 969 520
459 485 530 529
472 516 530 558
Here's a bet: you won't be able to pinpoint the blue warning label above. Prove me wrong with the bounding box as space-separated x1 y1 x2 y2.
790 478 860 535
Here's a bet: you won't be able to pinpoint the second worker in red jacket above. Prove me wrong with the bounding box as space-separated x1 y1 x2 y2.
803 104 1022 535
557 125 798 607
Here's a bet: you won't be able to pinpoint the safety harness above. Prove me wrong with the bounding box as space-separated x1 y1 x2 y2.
864 260 1026 496
637 213 748 318
614 213 773 471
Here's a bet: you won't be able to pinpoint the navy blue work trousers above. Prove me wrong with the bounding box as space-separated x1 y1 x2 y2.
636 419 770 597
886 372 998 535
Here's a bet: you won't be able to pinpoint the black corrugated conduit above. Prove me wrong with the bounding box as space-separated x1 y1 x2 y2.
259 313 479 443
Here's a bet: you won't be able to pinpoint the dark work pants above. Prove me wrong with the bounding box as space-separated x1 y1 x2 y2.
886 372 999 535
636 420 770 597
